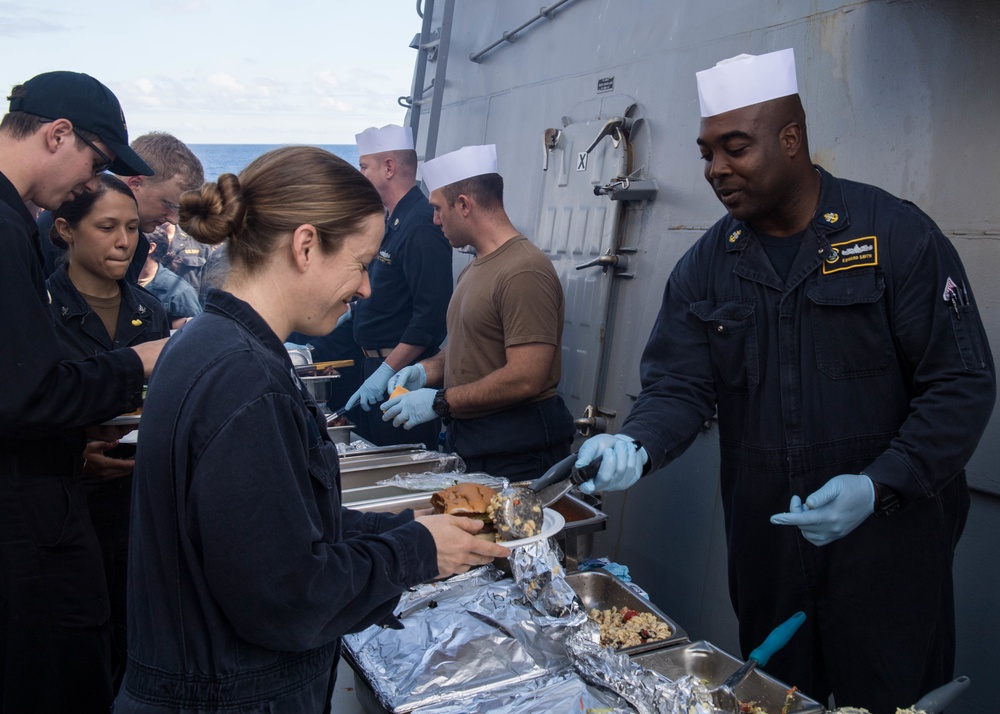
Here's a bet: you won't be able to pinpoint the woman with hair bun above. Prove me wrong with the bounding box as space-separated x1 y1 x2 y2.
116 147 509 714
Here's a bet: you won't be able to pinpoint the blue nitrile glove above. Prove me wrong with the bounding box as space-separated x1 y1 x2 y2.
381 388 436 429
345 362 396 412
336 305 352 329
576 433 648 494
769 474 875 547
387 363 427 393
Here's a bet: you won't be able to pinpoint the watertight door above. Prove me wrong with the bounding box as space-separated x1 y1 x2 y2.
534 117 630 433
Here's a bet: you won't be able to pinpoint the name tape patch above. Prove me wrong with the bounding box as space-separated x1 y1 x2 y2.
822 236 878 274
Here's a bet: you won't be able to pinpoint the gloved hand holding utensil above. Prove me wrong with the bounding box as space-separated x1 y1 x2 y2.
575 433 647 493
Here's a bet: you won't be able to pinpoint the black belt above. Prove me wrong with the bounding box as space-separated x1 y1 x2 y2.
361 347 393 359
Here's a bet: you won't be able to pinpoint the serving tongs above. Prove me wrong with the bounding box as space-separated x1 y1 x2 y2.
710 611 805 713
491 453 602 540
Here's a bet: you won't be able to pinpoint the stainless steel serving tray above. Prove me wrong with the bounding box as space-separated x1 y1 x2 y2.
565 569 689 654
632 640 825 713
337 449 456 491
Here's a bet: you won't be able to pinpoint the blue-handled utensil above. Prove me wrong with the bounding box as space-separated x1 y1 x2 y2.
911 675 970 713
710 611 806 712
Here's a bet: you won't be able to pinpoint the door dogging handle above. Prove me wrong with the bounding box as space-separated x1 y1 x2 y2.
575 254 629 271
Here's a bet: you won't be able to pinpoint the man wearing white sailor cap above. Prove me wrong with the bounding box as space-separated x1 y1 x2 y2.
574 48 993 711
380 144 575 480
340 124 452 448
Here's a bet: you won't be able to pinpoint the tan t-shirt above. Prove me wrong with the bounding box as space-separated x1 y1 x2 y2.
444 235 564 418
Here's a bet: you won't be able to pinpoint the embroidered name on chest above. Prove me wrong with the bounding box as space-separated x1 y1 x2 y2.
822 236 878 274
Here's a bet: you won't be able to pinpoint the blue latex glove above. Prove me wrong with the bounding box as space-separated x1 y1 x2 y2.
336 304 352 329
387 363 427 393
769 474 875 547
381 388 436 429
345 362 396 412
576 433 648 494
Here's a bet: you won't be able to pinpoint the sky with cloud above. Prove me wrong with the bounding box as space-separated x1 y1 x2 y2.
0 0 423 143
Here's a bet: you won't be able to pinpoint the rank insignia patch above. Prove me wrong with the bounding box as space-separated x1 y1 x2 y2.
728 229 742 244
822 236 878 274
823 212 840 224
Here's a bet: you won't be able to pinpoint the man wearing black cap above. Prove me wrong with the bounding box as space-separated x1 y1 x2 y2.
0 71 166 713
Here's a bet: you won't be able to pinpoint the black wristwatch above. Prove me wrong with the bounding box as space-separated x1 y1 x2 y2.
872 481 901 518
431 389 451 418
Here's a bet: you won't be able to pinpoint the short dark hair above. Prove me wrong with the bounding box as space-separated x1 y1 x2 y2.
440 173 504 211
49 174 137 250
0 86 41 138
146 225 175 265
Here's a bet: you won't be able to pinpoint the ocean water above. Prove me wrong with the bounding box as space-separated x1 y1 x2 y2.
189 144 359 182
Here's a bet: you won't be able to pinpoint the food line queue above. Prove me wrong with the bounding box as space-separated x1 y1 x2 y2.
0 48 993 714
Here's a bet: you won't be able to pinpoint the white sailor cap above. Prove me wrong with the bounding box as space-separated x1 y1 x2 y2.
696 48 798 118
421 144 498 193
355 124 414 155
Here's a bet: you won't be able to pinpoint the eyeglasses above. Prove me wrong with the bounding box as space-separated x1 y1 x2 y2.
161 198 181 213
73 130 114 175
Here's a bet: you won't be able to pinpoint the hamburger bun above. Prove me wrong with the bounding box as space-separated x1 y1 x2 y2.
431 483 498 541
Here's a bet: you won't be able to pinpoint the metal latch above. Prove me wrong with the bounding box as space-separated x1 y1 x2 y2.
594 175 657 202
574 404 615 438
575 247 636 278
584 116 634 155
542 127 561 171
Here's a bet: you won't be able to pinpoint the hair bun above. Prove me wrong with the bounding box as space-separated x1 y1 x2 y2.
179 173 245 246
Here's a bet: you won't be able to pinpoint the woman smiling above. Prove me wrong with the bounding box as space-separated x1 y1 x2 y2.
116 146 508 714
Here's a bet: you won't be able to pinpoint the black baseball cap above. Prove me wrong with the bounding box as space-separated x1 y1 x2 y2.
8 71 154 177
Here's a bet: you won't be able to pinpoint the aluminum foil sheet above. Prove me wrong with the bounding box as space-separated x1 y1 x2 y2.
409 671 633 713
566 627 735 714
509 537 581 619
346 540 731 713
376 471 510 491
346 563 585 712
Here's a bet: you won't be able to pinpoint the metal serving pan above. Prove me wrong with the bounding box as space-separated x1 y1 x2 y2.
631 640 824 713
565 569 689 654
337 450 457 490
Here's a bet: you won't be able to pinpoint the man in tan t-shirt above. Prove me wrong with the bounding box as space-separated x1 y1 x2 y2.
380 145 575 480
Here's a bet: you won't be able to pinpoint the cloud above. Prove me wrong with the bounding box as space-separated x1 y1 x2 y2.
2 2 422 143
0 5 66 37
207 72 248 96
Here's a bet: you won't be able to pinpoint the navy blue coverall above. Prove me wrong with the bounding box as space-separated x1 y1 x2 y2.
117 289 439 713
0 170 145 714
620 167 994 712
46 264 169 693
352 186 451 448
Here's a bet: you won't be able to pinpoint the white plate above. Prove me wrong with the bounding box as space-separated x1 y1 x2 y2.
498 508 565 548
101 413 141 426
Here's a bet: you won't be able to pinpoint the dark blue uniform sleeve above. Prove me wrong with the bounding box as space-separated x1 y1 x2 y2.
0 213 144 435
188 393 438 651
341 508 416 538
620 250 719 470
863 221 995 501
397 225 452 348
